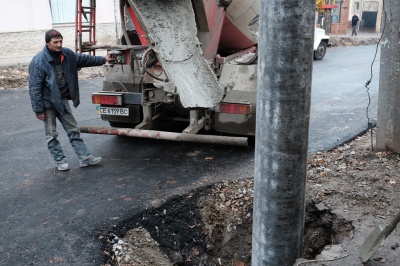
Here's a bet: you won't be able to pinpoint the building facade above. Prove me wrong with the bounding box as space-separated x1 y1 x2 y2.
317 0 382 35
349 0 383 32
0 0 116 57
0 0 114 33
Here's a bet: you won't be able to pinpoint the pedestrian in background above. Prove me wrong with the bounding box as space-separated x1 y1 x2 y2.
351 14 359 36
29 29 112 171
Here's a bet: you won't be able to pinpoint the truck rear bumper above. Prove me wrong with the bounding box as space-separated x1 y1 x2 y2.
80 126 248 146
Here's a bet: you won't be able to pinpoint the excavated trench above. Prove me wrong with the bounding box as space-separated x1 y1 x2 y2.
100 180 353 265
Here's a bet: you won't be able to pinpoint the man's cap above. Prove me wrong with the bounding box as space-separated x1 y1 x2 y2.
45 29 63 43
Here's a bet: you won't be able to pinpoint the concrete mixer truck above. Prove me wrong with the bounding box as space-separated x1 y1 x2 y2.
79 0 329 145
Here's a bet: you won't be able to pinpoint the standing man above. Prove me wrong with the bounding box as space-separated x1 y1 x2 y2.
29 29 112 171
351 14 359 36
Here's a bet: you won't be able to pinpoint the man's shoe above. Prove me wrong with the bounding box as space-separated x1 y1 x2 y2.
80 156 102 168
57 160 70 171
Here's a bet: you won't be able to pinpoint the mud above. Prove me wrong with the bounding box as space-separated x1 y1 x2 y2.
100 132 400 266
101 180 353 266
129 0 225 108
101 191 213 266
0 66 29 89
329 36 380 48
0 65 107 90
303 201 353 259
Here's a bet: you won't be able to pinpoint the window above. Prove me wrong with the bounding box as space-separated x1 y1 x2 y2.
355 2 360 10
331 3 341 23
50 0 92 24
49 0 76 24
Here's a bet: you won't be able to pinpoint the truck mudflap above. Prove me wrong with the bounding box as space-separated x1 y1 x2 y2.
128 0 225 108
80 126 248 146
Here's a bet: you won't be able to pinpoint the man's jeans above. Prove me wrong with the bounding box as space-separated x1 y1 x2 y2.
352 26 357 36
44 99 92 163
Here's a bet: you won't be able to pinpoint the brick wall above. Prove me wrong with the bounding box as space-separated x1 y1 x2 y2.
330 0 350 35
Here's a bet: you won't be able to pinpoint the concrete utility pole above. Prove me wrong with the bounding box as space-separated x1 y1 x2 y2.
376 1 400 152
251 0 314 265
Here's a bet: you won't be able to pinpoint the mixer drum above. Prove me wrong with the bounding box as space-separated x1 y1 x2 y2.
219 0 259 50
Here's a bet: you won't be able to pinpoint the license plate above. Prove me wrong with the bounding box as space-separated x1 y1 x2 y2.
96 106 129 116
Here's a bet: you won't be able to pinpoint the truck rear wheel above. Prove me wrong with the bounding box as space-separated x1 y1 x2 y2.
314 41 326 60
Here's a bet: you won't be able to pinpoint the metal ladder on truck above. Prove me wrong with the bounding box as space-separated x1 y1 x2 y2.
75 0 96 55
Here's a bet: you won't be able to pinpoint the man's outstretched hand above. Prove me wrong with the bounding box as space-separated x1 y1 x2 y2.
105 53 114 64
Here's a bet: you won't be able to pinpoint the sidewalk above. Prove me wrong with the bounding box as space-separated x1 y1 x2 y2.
330 29 382 39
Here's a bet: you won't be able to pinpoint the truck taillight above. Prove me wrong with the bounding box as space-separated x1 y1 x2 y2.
217 103 251 115
92 93 123 105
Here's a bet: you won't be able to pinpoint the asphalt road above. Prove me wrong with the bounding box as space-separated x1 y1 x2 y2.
0 44 380 265
310 44 380 151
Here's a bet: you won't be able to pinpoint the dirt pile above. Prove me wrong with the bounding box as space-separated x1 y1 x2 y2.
329 36 380 47
100 192 213 266
0 65 107 90
101 131 400 266
0 66 29 89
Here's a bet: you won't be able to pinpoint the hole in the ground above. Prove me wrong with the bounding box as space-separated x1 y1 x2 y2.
303 201 353 259
100 179 353 265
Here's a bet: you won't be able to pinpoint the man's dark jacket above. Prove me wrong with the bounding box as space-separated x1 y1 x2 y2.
351 15 359 27
29 45 105 115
